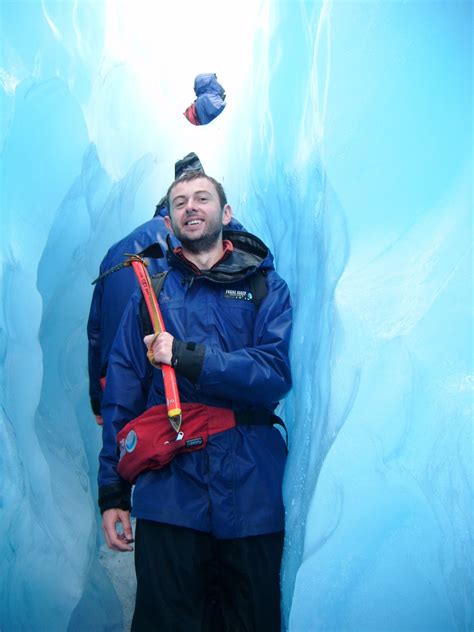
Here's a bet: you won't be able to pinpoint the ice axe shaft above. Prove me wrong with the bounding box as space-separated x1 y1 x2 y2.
127 254 182 433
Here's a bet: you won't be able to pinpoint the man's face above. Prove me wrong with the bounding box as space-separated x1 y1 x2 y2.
165 177 232 254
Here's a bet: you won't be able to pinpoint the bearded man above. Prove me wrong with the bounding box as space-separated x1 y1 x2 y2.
98 171 293 632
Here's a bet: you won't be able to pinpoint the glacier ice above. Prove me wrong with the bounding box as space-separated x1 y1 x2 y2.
0 1 472 631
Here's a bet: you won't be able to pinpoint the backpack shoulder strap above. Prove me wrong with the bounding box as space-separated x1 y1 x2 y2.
140 271 167 336
249 269 268 310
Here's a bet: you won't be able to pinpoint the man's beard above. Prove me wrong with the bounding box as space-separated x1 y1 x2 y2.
172 218 223 254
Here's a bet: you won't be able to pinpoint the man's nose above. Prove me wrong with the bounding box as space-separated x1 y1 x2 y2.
185 198 197 212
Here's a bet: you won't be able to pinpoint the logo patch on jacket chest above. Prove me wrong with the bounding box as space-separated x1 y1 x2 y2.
224 289 253 301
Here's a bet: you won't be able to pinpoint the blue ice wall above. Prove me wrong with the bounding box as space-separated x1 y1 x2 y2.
1 2 472 631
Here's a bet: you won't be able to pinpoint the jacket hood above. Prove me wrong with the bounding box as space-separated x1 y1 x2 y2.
167 230 274 284
194 73 225 98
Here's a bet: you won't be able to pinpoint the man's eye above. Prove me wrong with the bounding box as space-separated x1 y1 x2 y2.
199 196 208 202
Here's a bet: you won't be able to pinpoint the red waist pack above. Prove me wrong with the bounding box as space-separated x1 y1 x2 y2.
117 403 236 483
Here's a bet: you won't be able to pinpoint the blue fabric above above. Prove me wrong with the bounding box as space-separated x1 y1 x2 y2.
194 73 225 98
193 73 226 125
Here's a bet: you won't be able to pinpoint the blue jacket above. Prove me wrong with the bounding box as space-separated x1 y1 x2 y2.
87 215 169 415
98 230 292 538
87 213 244 414
194 73 226 125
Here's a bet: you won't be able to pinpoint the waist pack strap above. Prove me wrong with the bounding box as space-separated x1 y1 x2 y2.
235 409 288 450
147 405 284 439
235 409 272 425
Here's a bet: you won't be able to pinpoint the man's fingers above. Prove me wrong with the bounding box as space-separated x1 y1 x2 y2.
103 522 125 551
110 537 134 552
102 510 134 552
143 333 158 350
143 333 173 367
120 511 134 542
144 333 161 367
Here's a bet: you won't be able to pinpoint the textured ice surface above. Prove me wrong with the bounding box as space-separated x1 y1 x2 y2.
0 2 472 631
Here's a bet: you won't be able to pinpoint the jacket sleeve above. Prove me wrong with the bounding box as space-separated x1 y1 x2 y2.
173 272 292 407
87 281 104 415
98 291 152 506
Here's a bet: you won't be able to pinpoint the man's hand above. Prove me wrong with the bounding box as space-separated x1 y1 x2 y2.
102 508 134 552
94 415 103 426
144 332 174 367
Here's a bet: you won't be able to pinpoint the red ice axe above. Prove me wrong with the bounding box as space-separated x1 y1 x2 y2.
126 253 182 433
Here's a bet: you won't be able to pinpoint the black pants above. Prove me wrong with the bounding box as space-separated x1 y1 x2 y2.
131 520 284 632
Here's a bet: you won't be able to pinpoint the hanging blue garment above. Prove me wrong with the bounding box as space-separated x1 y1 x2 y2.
184 73 226 126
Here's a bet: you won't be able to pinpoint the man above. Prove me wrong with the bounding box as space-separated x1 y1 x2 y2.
98 171 292 631
87 203 167 424
87 153 244 424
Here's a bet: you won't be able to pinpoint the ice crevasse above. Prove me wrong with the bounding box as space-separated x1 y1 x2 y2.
0 1 472 631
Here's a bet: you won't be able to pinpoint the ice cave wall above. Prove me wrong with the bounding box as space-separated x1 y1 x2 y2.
0 2 472 631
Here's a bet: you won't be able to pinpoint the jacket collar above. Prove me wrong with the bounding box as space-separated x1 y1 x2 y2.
166 230 272 283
